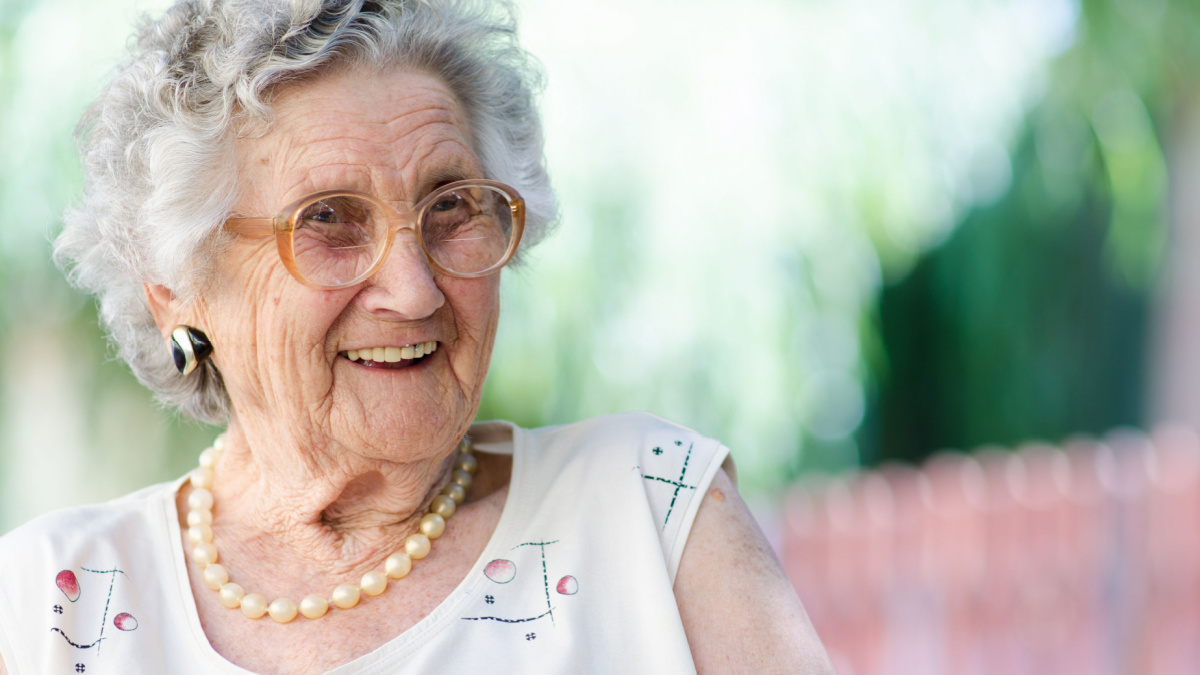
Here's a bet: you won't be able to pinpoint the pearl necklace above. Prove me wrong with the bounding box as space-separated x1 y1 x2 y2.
184 435 478 623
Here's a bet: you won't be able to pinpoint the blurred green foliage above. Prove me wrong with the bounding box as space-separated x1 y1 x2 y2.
871 130 1151 462
869 0 1200 462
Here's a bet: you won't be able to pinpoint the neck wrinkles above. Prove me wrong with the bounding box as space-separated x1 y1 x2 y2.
206 420 459 574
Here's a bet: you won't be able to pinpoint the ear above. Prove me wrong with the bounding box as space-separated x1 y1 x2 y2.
143 283 186 341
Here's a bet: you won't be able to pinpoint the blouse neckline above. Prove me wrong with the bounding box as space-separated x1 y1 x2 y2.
159 421 526 674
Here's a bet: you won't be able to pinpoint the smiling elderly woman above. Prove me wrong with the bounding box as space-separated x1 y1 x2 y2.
0 1 832 673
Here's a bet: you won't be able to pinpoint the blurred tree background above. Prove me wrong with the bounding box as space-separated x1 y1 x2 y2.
869 0 1200 464
1 0 1197 533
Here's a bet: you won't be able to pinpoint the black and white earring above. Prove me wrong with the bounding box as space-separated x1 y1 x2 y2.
170 326 213 375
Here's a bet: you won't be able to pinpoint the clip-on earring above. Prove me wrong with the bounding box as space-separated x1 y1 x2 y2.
170 326 213 375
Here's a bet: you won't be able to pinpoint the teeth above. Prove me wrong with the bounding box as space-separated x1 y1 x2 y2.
344 342 438 362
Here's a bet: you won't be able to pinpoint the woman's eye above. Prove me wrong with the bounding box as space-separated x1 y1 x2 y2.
306 207 340 224
432 195 463 212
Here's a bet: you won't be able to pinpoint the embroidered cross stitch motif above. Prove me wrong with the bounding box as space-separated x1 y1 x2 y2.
637 439 698 530
48 565 139 671
462 539 579 639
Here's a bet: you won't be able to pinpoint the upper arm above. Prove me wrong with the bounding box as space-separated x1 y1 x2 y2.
674 468 835 674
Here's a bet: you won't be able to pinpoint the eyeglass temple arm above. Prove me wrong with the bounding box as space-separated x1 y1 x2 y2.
224 217 277 236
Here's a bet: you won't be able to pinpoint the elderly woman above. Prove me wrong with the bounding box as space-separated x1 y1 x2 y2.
0 1 832 673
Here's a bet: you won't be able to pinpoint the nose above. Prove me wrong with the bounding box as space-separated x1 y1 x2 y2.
356 232 445 319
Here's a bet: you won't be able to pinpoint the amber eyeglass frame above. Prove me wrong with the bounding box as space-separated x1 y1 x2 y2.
224 179 526 290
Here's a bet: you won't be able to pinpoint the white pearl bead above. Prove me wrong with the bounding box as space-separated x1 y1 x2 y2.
441 482 466 505
187 488 214 511
299 594 329 619
361 571 387 596
430 495 456 519
451 469 473 488
385 552 412 579
198 447 219 469
405 533 431 560
193 542 218 565
268 598 298 623
183 434 480 624
186 509 212 527
189 468 214 490
420 513 446 539
187 524 213 546
241 593 267 619
332 583 360 609
219 583 245 609
455 453 478 474
202 563 229 590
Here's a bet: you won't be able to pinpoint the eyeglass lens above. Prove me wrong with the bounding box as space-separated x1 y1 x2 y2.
290 184 516 287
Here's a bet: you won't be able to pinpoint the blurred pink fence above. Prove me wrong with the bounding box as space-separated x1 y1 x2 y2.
782 425 1200 675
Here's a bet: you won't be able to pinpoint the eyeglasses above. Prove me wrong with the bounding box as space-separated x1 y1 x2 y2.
224 179 525 289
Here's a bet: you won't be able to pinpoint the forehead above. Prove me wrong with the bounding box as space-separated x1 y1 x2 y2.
238 67 479 206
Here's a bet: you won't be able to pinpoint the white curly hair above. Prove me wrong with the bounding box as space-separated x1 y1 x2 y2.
54 0 557 424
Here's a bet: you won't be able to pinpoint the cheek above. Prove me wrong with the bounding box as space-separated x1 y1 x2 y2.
444 277 501 343
207 244 347 368
261 293 345 351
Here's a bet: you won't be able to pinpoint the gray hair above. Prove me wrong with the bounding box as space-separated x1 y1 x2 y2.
55 0 557 424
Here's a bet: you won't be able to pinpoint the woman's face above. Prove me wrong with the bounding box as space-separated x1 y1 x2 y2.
198 67 499 459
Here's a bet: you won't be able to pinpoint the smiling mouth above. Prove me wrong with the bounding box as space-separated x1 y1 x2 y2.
341 342 438 370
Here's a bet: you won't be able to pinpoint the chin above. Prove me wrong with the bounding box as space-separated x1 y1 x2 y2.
330 381 473 451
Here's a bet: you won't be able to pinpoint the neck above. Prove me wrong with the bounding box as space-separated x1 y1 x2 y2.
206 419 460 576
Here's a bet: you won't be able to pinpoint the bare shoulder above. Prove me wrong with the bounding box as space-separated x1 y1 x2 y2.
674 467 836 674
0 648 8 675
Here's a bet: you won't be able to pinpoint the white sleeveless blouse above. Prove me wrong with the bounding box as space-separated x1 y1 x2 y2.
0 413 728 674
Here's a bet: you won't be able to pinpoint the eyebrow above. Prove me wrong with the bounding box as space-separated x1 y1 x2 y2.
415 164 479 197
277 157 482 208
